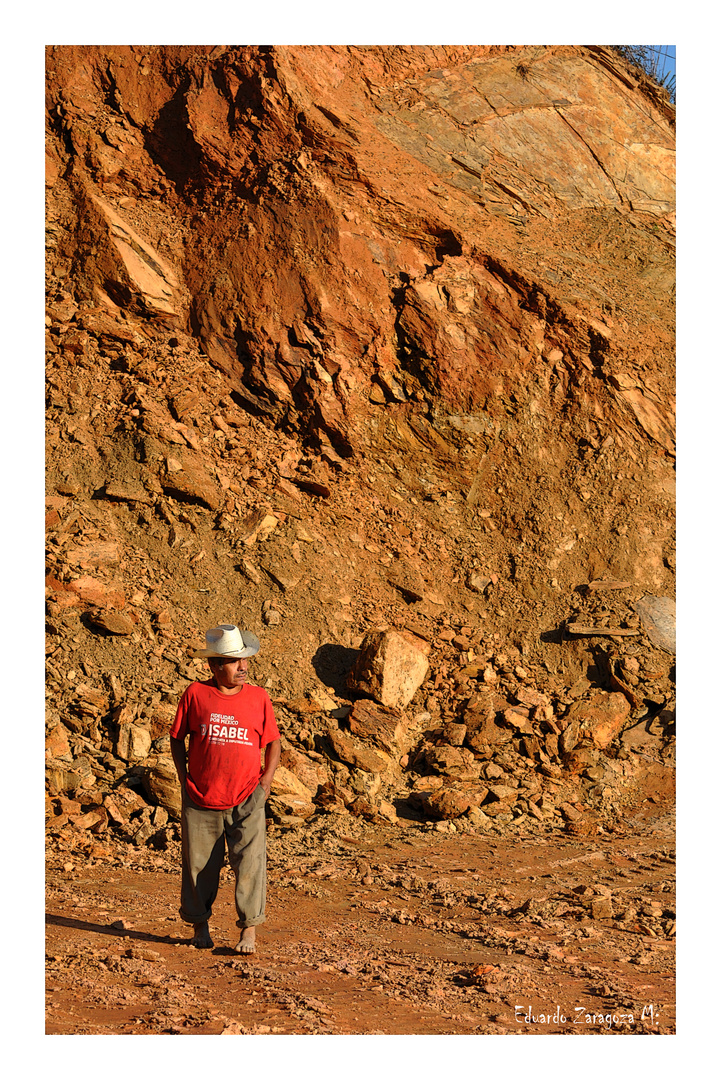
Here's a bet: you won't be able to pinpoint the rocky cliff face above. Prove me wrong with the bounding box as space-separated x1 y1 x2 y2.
45 45 675 837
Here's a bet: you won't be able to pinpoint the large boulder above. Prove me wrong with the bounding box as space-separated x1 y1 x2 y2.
345 629 430 709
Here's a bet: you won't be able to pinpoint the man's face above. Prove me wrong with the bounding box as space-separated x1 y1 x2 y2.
209 656 249 691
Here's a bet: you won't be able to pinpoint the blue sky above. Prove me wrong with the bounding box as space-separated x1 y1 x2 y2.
654 45 676 89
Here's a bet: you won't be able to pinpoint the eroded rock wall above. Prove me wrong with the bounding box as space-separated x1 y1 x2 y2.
45 45 675 841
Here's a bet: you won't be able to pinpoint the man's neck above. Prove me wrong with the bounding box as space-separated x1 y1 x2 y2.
212 679 245 696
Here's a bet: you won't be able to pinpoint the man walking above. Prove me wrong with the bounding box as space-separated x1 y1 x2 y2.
170 624 281 953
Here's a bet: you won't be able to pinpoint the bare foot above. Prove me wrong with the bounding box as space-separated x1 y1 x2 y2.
234 926 256 954
190 921 214 949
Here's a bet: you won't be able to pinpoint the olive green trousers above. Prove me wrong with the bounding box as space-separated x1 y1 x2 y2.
179 784 267 928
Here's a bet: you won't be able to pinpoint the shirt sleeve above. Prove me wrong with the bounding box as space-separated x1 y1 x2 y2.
170 687 190 740
259 691 281 747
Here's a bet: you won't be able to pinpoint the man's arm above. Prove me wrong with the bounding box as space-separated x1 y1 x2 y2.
259 739 281 798
170 736 188 787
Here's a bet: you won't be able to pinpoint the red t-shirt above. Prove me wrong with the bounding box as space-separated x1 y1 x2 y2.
170 679 280 809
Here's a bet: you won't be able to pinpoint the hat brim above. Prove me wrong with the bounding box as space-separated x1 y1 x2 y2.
194 645 259 659
193 630 260 659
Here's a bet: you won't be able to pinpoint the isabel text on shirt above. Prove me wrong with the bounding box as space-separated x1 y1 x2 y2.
201 715 253 744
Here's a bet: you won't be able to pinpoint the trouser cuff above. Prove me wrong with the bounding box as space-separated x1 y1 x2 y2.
179 907 213 925
235 915 267 928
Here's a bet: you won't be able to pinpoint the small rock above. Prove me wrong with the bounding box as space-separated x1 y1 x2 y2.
426 787 472 819
280 746 328 797
424 744 480 780
566 691 631 749
563 746 598 775
104 479 155 505
65 540 121 569
270 765 314 801
346 698 409 755
262 562 303 592
544 732 559 758
467 573 491 594
387 561 427 601
46 723 72 759
481 762 504 781
326 728 391 775
267 793 315 820
376 799 397 822
313 783 350 814
240 558 263 585
67 574 127 608
348 795 377 821
515 686 551 709
116 723 153 762
574 885 595 898
141 755 182 818
559 718 580 755
169 388 200 421
441 722 467 746
502 708 532 734
463 696 513 746
88 611 134 636
292 476 331 498
161 463 221 510
127 946 162 962
590 896 613 920
485 784 517 803
133 821 155 846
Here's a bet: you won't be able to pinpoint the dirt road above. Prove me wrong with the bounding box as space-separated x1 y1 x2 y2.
45 803 675 1036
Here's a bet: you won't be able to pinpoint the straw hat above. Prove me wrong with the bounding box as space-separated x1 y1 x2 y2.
193 624 260 659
